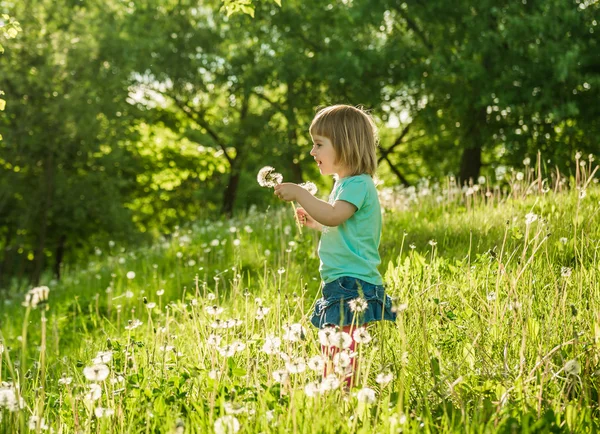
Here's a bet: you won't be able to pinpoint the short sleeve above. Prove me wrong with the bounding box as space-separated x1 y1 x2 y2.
335 177 367 210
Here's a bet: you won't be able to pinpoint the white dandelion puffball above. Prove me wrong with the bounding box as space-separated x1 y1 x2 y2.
95 407 115 418
525 212 538 226
85 384 103 401
261 335 281 355
285 357 307 374
257 166 283 188
375 372 394 386
299 181 318 195
333 351 352 368
564 359 581 376
93 351 113 364
304 381 321 397
352 328 372 344
272 369 289 383
356 387 377 404
307 355 325 372
348 298 368 313
214 415 240 434
320 374 341 392
83 364 110 382
126 271 136 279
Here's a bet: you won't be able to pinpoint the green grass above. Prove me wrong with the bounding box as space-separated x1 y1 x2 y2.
1 180 600 433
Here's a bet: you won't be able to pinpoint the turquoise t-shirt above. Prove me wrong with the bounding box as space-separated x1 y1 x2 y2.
319 174 383 285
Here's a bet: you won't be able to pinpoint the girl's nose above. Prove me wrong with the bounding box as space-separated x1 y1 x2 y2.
310 147 316 156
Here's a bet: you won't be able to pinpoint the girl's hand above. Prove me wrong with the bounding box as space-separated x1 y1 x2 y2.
274 183 301 202
296 207 322 231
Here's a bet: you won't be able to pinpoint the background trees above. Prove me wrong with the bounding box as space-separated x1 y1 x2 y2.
0 0 598 286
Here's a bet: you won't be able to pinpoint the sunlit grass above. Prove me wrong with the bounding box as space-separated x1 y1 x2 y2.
1 169 600 433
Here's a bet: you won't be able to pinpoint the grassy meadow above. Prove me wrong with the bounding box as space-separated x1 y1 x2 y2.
1 162 600 433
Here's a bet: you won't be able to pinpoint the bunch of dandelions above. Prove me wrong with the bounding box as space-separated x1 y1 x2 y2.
257 166 319 234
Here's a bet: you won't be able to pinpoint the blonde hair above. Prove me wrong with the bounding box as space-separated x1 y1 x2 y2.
309 105 379 176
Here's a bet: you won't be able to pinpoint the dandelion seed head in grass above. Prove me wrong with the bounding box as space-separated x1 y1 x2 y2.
308 355 325 372
126 271 135 279
58 374 73 386
95 407 115 418
579 189 587 199
224 402 248 415
561 267 573 278
320 374 341 392
125 319 143 330
261 335 281 354
486 292 497 302
333 351 352 368
282 323 306 342
299 181 318 196
28 416 48 430
257 166 283 188
318 327 339 347
22 286 50 308
285 357 307 374
256 306 271 320
84 384 102 402
352 328 372 344
205 305 224 316
207 334 222 347
356 387 377 404
376 372 394 386
304 381 321 397
93 351 113 364
0 388 17 411
348 298 368 313
565 359 581 376
525 212 538 226
272 369 289 383
83 364 110 382
214 415 241 434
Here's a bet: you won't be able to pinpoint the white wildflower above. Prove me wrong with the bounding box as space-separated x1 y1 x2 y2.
205 305 224 316
93 351 113 364
124 319 143 330
375 372 394 386
307 355 325 372
84 384 102 401
352 328 372 344
304 381 321 397
319 374 340 392
95 407 115 418
126 271 135 279
565 359 581 376
261 336 281 355
348 298 368 313
282 323 306 342
525 213 538 226
214 415 240 434
299 181 318 195
272 370 289 383
83 364 110 382
285 357 306 374
356 387 377 404
257 166 283 188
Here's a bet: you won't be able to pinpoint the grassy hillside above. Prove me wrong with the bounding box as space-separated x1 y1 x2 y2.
1 178 599 433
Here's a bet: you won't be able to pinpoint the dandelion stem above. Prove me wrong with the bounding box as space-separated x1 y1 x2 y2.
290 202 302 235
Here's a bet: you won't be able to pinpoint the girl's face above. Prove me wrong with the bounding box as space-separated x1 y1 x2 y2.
310 134 350 178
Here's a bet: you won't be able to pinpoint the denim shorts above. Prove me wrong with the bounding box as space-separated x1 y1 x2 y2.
310 276 397 328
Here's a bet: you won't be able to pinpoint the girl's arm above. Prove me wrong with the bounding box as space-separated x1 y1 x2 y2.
274 183 356 227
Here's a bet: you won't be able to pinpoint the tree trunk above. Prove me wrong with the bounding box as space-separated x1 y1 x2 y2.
459 144 482 185
54 234 67 280
221 159 241 217
459 107 486 184
32 155 54 284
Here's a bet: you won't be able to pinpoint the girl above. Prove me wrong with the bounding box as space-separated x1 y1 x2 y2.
274 104 396 387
